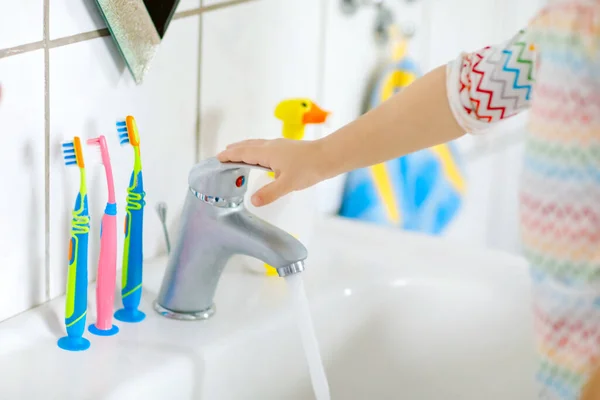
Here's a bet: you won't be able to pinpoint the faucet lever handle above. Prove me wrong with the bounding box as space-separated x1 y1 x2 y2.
188 157 271 201
219 162 272 173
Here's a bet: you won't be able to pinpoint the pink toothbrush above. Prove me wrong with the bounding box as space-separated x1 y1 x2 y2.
87 135 119 336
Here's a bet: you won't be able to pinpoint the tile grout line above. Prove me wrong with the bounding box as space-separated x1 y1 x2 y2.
0 41 45 59
0 0 258 60
43 0 50 301
48 28 110 49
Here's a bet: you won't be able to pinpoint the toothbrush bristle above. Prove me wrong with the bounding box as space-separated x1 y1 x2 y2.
86 144 103 165
116 120 130 146
61 137 84 168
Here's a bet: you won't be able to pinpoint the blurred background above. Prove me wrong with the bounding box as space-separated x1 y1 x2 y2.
0 0 544 322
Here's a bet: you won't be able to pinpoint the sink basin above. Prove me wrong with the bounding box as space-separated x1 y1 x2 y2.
0 217 536 399
200 218 537 399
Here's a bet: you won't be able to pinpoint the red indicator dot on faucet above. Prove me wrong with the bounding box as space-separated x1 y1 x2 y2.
236 176 245 188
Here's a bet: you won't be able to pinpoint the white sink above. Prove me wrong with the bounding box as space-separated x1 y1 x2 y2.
200 218 537 399
0 217 536 399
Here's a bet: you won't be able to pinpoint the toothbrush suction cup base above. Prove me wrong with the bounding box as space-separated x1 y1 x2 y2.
114 308 146 323
57 336 91 351
88 323 119 336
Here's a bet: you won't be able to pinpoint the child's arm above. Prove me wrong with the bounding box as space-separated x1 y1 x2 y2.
583 366 600 400
218 31 536 207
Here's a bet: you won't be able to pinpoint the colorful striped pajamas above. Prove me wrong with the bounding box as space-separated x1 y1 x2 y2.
446 1 600 398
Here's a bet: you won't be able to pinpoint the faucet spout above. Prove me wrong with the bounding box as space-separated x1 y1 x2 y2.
223 207 307 270
154 158 308 321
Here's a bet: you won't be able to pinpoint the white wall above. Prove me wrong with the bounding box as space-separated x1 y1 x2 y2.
0 0 545 322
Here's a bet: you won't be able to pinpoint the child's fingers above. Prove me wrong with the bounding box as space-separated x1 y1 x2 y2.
252 175 290 207
216 150 231 162
226 139 267 149
216 146 253 162
217 146 269 169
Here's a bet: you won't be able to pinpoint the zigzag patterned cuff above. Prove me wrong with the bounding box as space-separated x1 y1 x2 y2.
446 30 536 136
446 56 493 135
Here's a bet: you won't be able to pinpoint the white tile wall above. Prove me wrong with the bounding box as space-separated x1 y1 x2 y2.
199 0 322 159
0 50 46 321
0 0 43 49
50 0 201 40
49 0 106 40
202 0 232 7
48 17 200 299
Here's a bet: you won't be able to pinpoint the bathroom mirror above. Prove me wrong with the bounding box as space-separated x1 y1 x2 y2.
96 0 181 84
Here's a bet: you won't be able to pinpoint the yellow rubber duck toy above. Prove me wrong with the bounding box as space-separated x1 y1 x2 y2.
275 98 330 140
263 98 330 276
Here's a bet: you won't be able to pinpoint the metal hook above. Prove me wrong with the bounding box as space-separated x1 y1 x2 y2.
341 0 418 45
341 0 418 16
340 0 381 15
400 20 416 39
374 5 395 45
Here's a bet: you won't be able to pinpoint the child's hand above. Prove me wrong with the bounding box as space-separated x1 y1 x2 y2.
217 138 328 207
218 66 462 208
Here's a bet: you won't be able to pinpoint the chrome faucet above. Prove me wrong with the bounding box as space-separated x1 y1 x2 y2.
154 157 308 320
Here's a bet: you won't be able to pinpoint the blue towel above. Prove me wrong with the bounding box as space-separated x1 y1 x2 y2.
338 55 465 235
